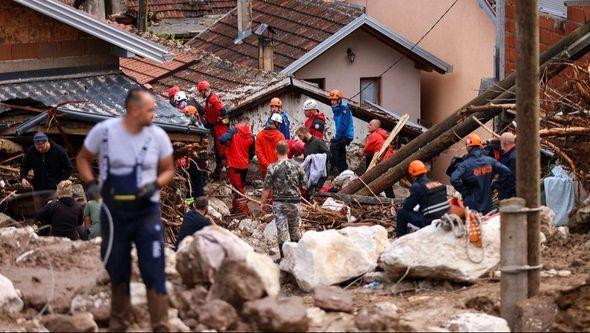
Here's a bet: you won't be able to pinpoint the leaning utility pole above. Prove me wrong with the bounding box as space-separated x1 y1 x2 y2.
137 0 148 32
515 0 541 296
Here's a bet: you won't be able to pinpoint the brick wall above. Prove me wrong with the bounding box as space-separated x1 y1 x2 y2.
504 0 590 74
0 0 111 61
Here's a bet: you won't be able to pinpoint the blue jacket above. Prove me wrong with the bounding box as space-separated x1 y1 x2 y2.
495 147 516 200
451 148 512 214
265 111 291 139
332 101 354 141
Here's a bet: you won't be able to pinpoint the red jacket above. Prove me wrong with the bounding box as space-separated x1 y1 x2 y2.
364 128 394 160
305 112 327 139
227 124 254 169
204 92 224 124
255 129 285 173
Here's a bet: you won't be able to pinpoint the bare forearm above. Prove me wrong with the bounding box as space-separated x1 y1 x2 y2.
76 156 95 183
157 169 174 188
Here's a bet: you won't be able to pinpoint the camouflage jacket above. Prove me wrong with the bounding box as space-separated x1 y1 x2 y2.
263 159 308 202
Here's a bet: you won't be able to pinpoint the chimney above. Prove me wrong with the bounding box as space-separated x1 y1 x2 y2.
82 0 106 19
106 0 128 17
236 0 253 42
255 23 275 72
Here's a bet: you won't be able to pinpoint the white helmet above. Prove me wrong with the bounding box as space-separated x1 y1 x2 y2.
173 91 187 104
270 113 283 124
302 99 318 111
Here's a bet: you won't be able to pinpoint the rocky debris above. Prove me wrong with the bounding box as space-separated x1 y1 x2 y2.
176 226 253 287
40 312 99 332
540 206 557 237
312 286 354 313
321 198 356 223
70 289 110 323
445 312 510 332
196 299 238 331
208 198 231 223
557 226 569 239
238 219 260 236
362 271 390 284
379 216 501 282
14 318 49 332
464 296 498 315
0 273 23 314
242 296 309 332
0 212 15 228
306 307 356 332
331 170 358 190
0 226 37 251
164 247 179 278
263 220 277 242
514 296 557 332
207 253 280 308
553 282 590 331
168 308 191 332
354 302 405 332
281 226 388 291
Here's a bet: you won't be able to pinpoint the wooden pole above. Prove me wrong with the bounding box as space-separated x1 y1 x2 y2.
340 21 590 195
138 0 148 32
516 0 541 297
367 114 409 170
499 198 528 329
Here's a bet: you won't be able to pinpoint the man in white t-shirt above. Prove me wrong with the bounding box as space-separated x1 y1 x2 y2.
76 88 174 332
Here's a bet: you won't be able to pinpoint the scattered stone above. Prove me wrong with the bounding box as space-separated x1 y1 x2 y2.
0 212 15 228
354 302 401 332
70 290 110 323
362 271 390 284
209 198 231 218
331 170 357 190
168 308 191 332
164 247 179 278
540 206 557 237
176 226 253 287
321 198 355 223
557 226 569 239
17 318 49 332
379 216 501 282
445 312 509 332
464 296 498 315
263 220 278 242
0 273 24 314
207 252 280 308
243 296 309 332
557 270 572 277
306 307 326 328
312 286 354 313
514 296 557 332
238 219 260 235
130 282 147 306
0 226 37 250
41 312 99 332
281 226 388 291
196 299 238 331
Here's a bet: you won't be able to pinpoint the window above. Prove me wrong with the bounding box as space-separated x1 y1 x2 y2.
304 78 325 90
539 0 567 18
360 77 381 105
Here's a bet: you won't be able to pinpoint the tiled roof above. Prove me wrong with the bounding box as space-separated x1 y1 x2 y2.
186 0 362 71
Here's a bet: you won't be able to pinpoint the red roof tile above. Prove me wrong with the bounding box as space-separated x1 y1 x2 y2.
186 0 362 71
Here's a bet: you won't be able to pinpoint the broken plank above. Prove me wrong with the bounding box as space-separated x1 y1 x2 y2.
368 113 409 171
316 192 401 205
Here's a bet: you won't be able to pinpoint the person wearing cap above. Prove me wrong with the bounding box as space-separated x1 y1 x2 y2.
76 87 174 331
328 89 354 175
265 97 291 139
450 133 512 214
220 116 255 214
396 160 450 237
20 132 73 193
176 196 215 250
196 80 229 177
302 99 326 139
36 180 84 240
256 113 286 178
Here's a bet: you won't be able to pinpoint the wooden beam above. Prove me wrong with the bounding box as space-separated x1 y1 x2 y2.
316 192 401 205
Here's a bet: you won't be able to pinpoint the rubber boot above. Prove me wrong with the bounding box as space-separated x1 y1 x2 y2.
109 283 133 332
146 289 170 332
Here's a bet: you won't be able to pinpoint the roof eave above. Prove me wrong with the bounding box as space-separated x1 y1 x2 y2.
13 0 174 64
281 14 452 75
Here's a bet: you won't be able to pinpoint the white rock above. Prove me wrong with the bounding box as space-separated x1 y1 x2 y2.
281 226 389 291
306 307 327 327
164 247 178 277
321 198 356 223
332 170 357 190
208 206 223 224
238 219 260 235
379 216 501 282
130 282 147 306
0 274 23 314
557 226 569 239
209 198 230 217
445 312 510 332
0 226 37 248
263 220 278 242
557 270 572 277
168 308 190 332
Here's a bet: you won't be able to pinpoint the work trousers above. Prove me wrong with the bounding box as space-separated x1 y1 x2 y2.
330 137 352 175
396 208 433 237
100 205 166 294
272 201 301 244
229 167 249 213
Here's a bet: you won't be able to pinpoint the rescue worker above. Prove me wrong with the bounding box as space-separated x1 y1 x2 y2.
396 160 450 237
255 113 286 178
296 126 330 198
20 132 73 192
167 86 181 106
196 80 229 177
260 141 307 262
329 89 354 175
76 87 174 331
37 180 84 240
302 99 326 139
220 117 255 214
495 132 516 200
266 97 291 139
450 133 512 214
363 119 395 198
176 196 214 250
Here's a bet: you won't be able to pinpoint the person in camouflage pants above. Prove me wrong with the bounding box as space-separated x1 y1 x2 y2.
260 141 308 261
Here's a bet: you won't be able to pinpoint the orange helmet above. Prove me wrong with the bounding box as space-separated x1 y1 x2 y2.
197 80 210 92
408 160 428 177
329 89 343 100
270 97 282 107
185 105 197 116
466 133 482 147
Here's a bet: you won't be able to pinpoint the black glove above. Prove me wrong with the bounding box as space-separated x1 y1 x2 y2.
136 181 159 201
85 180 101 201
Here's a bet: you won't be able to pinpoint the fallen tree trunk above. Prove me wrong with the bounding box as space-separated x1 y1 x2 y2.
315 192 402 205
341 22 590 195
348 23 590 196
539 127 590 136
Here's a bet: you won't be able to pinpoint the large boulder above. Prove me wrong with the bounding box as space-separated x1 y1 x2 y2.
196 299 238 331
176 226 253 286
242 296 309 332
312 286 354 313
281 226 388 291
445 312 510 332
0 273 23 314
379 216 501 282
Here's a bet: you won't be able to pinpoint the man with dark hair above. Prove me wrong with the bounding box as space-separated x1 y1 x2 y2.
261 141 307 262
20 132 73 192
296 126 330 198
76 87 174 331
176 196 214 250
